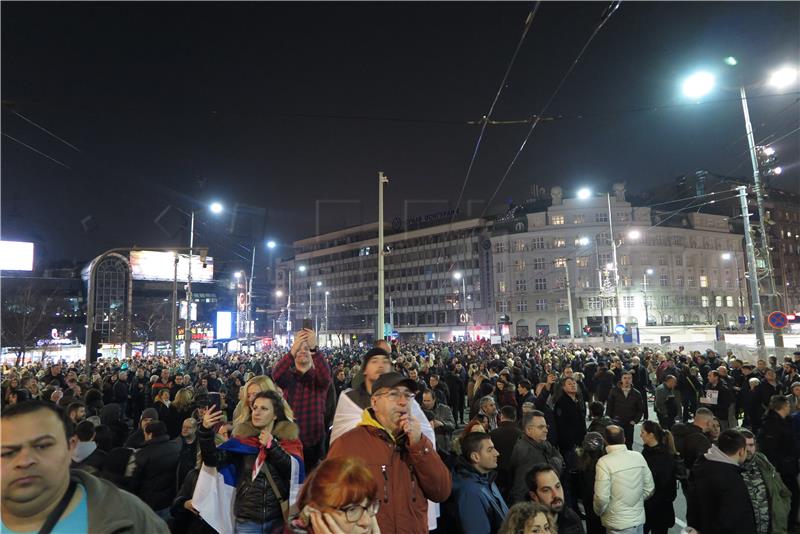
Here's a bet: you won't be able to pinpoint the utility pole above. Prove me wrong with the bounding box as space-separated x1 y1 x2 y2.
376 172 388 340
738 186 767 358
596 240 607 343
185 211 195 362
286 270 292 334
247 243 256 348
171 252 178 358
607 193 623 334
563 260 575 341
741 86 782 347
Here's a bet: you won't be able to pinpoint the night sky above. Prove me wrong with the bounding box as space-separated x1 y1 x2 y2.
2 2 799 273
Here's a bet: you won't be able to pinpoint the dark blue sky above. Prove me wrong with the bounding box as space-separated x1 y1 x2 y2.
2 2 798 272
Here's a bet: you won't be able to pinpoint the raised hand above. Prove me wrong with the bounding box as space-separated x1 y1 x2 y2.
202 404 224 430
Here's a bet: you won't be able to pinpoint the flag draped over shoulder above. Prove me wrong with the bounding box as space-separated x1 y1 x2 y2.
192 436 305 534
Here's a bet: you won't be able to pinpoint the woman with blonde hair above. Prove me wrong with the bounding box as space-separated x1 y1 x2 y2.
169 387 195 438
233 375 295 435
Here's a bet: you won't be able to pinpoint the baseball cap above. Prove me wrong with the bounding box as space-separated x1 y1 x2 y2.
370 372 418 396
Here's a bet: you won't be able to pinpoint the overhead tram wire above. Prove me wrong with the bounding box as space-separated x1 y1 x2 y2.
479 0 622 219
450 2 542 226
1 132 72 169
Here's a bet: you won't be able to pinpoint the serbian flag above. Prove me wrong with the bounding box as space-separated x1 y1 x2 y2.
192 437 305 534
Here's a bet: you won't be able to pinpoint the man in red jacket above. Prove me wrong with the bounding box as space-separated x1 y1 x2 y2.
327 372 452 534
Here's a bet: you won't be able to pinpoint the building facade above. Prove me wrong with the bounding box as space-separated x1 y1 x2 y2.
489 185 748 338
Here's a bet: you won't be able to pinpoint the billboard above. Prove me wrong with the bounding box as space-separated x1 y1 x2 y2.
216 311 233 340
0 241 34 271
130 250 214 282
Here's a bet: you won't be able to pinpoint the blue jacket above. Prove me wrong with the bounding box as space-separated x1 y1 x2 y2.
451 458 509 534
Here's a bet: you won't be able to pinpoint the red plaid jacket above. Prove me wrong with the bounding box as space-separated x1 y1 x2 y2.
272 351 332 447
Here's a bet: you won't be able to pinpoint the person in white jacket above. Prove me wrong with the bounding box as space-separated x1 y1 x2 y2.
593 425 655 534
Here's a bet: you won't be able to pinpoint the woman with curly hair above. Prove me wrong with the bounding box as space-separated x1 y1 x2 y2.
499 501 553 534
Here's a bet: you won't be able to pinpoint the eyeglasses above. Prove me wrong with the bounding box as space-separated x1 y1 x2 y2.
338 500 380 523
375 390 415 401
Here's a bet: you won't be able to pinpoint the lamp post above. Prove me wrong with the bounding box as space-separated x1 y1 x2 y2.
722 252 746 327
643 268 654 326
682 61 797 346
453 271 467 340
234 270 250 343
314 280 322 332
324 290 330 345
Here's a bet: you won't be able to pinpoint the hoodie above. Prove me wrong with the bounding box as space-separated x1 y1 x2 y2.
690 445 755 534
451 457 508 534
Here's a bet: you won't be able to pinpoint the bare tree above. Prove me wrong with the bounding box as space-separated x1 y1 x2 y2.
1 281 62 366
132 299 170 355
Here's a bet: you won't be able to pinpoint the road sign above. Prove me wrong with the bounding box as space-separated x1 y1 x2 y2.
738 316 747 325
768 311 788 329
614 324 626 335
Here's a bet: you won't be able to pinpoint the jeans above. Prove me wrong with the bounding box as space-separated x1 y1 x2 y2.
155 508 171 522
608 524 644 534
235 519 281 534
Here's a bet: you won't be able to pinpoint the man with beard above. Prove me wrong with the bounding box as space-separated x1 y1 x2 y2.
525 463 584 534
740 429 791 534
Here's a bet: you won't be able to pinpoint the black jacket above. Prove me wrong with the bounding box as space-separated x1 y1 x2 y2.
489 421 522 500
593 371 616 403
690 452 755 534
641 444 677 530
757 410 800 479
169 468 217 534
671 422 711 472
127 434 182 511
554 394 587 453
702 382 734 421
606 387 644 425
198 424 293 524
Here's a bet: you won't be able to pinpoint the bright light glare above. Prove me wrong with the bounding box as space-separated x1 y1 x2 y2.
275 290 284 297
298 265 307 272
316 280 323 287
578 237 590 246
325 291 330 295
453 271 463 280
646 268 654 275
267 240 276 249
773 166 783 175
234 271 242 278
721 252 732 260
724 56 738 66
577 188 592 200
606 263 614 270
768 67 798 89
628 230 641 240
682 71 715 99
209 202 224 214
763 147 776 156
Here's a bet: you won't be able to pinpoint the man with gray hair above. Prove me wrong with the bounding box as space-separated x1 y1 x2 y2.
478 395 498 431
509 411 564 504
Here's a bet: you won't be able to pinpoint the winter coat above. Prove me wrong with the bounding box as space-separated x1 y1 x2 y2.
757 410 800 479
594 371 616 402
326 409 452 534
126 433 182 511
70 469 169 533
605 387 644 426
641 444 677 530
509 434 564 504
593 444 654 530
489 421 522 500
554 393 587 453
701 382 734 421
671 422 711 473
169 468 216 534
690 445 755 534
654 384 681 420
428 402 456 454
450 458 509 534
198 420 298 525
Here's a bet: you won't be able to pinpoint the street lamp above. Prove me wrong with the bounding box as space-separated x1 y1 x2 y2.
680 59 798 354
576 188 624 336
721 252 746 327
627 229 641 240
184 201 224 361
643 268 654 326
324 290 330 344
275 290 284 298
266 240 277 249
453 271 467 340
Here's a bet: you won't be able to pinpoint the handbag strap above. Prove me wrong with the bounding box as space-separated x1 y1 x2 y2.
39 478 77 534
260 460 284 501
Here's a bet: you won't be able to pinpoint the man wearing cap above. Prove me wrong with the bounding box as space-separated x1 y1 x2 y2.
124 408 158 449
328 372 451 534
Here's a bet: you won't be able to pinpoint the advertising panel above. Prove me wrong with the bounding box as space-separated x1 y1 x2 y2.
216 311 233 340
0 241 34 271
130 250 214 282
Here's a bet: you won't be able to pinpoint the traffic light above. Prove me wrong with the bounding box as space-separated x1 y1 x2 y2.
756 146 782 178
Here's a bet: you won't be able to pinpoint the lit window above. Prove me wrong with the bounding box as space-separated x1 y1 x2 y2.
554 238 566 248
701 296 709 308
726 296 734 307
577 257 589 268
554 258 567 268
715 295 723 307
551 215 565 225
514 240 526 252
700 275 708 288
573 214 585 224
514 260 526 271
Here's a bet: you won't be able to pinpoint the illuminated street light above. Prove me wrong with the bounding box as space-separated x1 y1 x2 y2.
577 237 590 246
606 262 614 270
267 240 276 249
577 188 592 200
316 280 322 287
275 290 284 297
768 66 798 89
646 268 654 275
724 56 738 66
628 230 641 240
721 252 732 260
453 271 463 280
682 71 715 99
773 166 783 175
234 271 242 279
763 147 776 156
298 265 307 272
209 202 224 214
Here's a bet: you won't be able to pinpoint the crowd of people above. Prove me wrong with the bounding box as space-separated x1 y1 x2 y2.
3 331 800 534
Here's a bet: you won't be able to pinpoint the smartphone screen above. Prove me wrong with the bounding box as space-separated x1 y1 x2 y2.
302 318 313 330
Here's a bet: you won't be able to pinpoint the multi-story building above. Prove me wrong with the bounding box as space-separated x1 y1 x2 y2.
489 184 748 337
276 217 492 343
